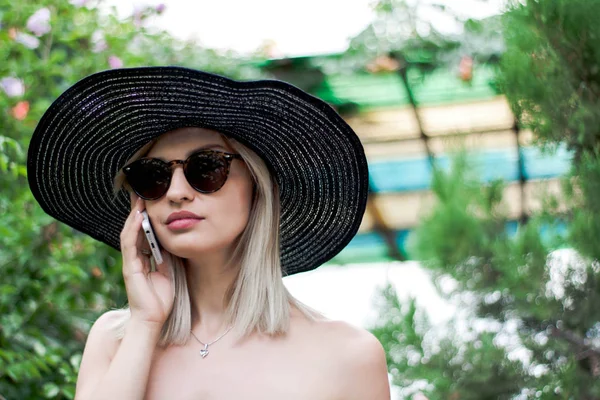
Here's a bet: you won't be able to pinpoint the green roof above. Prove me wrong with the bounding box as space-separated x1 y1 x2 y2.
315 64 500 110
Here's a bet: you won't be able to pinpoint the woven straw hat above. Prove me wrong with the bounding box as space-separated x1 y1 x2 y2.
27 66 369 275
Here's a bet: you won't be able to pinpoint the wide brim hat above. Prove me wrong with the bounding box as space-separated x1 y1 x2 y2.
27 66 369 276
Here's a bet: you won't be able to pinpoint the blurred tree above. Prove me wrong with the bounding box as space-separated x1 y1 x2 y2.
367 0 600 399
501 0 600 160
0 1 260 398
336 0 504 75
372 281 528 400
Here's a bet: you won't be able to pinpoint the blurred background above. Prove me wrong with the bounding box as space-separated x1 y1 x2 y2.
1 0 600 398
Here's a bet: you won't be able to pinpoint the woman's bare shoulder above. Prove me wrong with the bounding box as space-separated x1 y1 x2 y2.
290 307 379 343
307 318 384 353
74 310 129 398
97 308 130 324
289 307 379 353
88 309 128 353
93 309 129 334
292 315 391 399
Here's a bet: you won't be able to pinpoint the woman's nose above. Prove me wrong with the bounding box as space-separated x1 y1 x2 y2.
165 166 195 202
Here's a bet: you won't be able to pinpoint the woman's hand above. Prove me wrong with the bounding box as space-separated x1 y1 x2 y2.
120 194 174 328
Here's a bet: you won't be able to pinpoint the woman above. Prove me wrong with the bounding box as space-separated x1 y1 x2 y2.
27 66 390 399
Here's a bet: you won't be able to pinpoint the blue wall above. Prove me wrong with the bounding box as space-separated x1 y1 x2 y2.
369 146 572 193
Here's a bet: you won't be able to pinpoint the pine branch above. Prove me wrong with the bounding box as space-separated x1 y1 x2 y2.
548 324 600 377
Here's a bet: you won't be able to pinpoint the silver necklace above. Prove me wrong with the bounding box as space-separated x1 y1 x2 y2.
190 325 233 358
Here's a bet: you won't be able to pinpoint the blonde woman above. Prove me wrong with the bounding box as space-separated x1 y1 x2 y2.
27 66 390 399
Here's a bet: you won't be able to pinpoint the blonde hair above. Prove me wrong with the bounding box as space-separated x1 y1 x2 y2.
109 130 322 347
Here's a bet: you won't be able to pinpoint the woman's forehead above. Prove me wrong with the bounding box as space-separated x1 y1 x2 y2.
147 127 231 157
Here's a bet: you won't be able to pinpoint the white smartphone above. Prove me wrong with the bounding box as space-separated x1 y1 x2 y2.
141 210 163 265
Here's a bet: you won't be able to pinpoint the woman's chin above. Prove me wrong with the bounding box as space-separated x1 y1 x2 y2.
162 241 225 259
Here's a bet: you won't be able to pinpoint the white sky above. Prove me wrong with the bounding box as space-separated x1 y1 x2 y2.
104 0 506 57
284 261 457 329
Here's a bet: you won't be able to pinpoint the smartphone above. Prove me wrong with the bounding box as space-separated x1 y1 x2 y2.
141 210 163 265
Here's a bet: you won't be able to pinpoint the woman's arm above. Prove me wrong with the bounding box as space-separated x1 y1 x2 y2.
74 311 162 400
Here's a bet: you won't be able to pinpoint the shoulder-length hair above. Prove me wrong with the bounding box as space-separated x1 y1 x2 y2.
109 130 322 347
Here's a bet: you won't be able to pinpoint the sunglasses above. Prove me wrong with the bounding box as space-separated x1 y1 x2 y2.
123 149 243 200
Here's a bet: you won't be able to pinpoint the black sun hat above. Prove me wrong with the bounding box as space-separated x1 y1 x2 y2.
27 66 369 276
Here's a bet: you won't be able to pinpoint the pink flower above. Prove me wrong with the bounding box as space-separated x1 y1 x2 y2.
27 7 51 36
108 56 123 69
155 3 166 14
91 30 107 53
133 6 144 27
15 32 40 49
0 77 25 97
12 101 30 121
69 0 89 6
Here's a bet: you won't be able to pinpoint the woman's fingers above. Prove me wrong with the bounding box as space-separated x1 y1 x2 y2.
121 198 139 248
121 195 147 277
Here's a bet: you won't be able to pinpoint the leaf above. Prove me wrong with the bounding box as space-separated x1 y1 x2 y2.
42 383 60 398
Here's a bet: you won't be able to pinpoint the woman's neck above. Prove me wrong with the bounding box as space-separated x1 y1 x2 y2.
185 255 239 338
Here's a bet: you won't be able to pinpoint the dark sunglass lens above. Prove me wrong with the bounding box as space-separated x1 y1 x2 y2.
126 159 170 199
185 152 229 192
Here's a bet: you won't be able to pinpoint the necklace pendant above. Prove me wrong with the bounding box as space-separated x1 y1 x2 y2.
200 344 209 358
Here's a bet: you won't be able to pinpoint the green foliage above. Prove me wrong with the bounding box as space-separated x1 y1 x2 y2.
500 0 600 158
342 0 503 78
0 1 261 398
345 0 461 75
568 152 600 261
372 283 527 399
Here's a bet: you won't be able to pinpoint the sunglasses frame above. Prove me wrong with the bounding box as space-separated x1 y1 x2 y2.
123 149 243 200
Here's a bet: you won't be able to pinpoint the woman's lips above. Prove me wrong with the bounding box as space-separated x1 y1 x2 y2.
167 218 204 230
